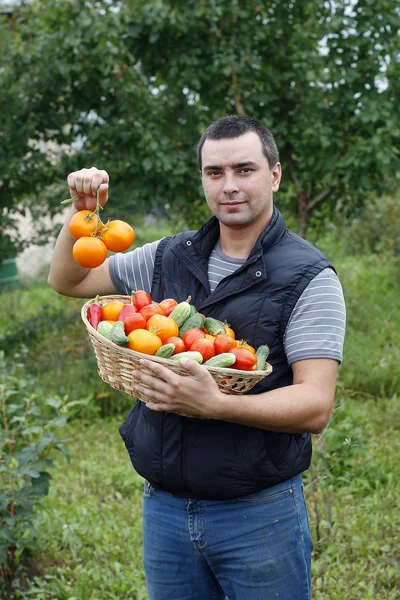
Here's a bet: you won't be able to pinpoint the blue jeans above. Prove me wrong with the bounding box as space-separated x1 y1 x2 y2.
142 475 313 600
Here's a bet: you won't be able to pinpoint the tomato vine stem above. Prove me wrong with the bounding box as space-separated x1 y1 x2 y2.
92 187 106 238
60 194 80 204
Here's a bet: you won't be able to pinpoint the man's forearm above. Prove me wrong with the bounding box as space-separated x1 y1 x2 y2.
47 207 90 295
215 382 334 434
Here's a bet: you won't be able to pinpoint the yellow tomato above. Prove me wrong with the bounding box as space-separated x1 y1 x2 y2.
205 334 216 344
147 314 179 342
127 329 163 355
102 301 126 321
236 340 256 354
224 326 235 339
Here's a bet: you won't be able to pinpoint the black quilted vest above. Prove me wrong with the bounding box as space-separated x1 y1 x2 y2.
119 208 334 499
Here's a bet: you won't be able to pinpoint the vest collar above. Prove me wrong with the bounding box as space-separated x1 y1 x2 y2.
171 207 287 306
178 205 286 259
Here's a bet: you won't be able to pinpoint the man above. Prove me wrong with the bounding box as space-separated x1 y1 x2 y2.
48 116 345 599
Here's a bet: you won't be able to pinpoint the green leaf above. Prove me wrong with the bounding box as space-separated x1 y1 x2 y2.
30 471 52 497
45 397 63 409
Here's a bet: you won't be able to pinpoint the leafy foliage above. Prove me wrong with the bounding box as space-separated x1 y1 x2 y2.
0 352 84 592
3 394 400 599
1 0 400 260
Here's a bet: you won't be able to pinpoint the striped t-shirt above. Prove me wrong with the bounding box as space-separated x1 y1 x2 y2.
109 239 346 365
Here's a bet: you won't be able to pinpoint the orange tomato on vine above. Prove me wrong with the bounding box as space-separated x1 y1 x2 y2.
101 220 135 252
69 209 99 239
72 237 108 269
62 187 135 268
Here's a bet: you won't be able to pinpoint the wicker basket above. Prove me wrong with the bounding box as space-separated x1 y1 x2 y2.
81 295 272 404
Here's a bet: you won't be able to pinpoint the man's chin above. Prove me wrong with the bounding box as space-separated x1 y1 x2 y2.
218 215 253 228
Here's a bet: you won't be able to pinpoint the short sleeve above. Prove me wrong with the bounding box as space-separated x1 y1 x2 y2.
283 268 346 365
108 239 162 295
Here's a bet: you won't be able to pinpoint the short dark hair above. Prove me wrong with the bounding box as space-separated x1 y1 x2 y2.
197 115 279 170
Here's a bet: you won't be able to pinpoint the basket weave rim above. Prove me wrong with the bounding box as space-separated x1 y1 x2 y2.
81 295 273 377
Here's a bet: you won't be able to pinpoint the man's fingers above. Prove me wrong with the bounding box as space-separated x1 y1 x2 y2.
67 167 109 198
179 357 206 376
138 359 175 382
86 168 109 196
73 197 87 211
133 370 171 394
98 183 109 206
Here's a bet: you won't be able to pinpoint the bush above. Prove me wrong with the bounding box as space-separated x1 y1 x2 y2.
0 351 86 595
0 285 134 419
343 196 400 257
311 195 400 260
337 255 400 398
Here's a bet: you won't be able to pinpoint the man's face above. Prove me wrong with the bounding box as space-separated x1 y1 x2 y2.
200 131 281 229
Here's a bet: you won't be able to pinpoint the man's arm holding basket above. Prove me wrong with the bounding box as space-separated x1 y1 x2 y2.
133 356 338 434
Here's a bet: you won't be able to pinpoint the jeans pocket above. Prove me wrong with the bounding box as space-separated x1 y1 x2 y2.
237 480 293 503
301 484 314 549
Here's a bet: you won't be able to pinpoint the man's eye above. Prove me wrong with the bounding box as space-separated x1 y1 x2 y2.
239 168 252 173
208 171 221 177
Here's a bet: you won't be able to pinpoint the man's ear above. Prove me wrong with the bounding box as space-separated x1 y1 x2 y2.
271 162 282 192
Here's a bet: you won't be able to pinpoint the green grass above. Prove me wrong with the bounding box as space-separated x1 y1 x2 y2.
338 254 400 398
11 417 148 600
308 393 400 599
7 391 399 599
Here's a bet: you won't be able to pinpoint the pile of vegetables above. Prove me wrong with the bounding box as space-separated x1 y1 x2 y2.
88 291 270 371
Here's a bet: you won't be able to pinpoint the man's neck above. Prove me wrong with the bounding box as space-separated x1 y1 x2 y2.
218 212 273 259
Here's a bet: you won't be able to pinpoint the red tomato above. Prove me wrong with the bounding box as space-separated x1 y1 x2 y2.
140 303 165 321
230 347 258 371
159 298 178 316
133 290 152 311
124 313 147 334
182 328 205 351
164 336 186 355
214 333 237 355
190 338 215 362
118 304 137 322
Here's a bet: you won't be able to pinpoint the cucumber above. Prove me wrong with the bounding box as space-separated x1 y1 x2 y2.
204 353 237 368
97 321 113 339
110 321 129 346
255 344 270 370
204 317 226 336
155 343 176 358
169 301 192 327
170 351 204 364
179 312 205 337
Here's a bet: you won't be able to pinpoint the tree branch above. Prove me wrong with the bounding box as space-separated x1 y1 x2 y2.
307 186 333 211
231 69 245 116
287 157 307 201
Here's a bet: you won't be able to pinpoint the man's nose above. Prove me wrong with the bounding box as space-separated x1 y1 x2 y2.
222 173 239 194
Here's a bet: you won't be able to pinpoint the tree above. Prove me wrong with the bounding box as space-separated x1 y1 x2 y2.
1 0 399 262
125 0 400 236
